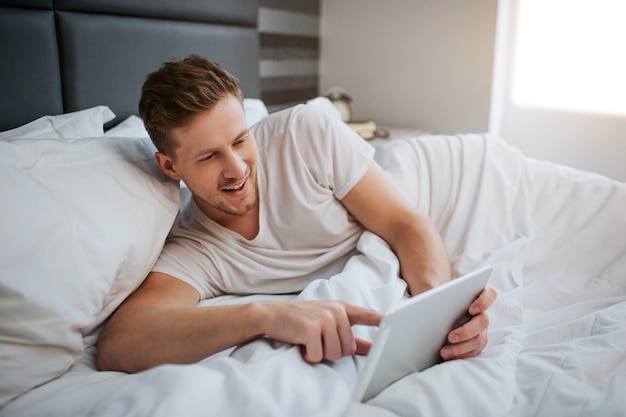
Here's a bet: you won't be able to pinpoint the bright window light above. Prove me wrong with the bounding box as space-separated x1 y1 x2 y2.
512 0 626 116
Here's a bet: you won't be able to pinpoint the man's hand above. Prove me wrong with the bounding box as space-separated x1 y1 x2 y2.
439 286 497 360
254 300 382 363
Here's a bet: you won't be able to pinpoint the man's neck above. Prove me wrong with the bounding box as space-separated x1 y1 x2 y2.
222 205 259 240
195 197 260 240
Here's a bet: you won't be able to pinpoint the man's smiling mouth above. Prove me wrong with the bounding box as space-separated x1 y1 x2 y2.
222 179 246 192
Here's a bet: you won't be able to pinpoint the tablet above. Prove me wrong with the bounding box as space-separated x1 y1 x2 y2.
353 265 493 402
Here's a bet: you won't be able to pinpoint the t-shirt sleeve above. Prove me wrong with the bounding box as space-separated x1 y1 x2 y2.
150 213 224 300
286 104 375 200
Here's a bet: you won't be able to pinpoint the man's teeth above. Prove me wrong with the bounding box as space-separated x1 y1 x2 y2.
224 182 244 191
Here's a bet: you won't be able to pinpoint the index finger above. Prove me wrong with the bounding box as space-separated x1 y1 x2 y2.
344 303 382 326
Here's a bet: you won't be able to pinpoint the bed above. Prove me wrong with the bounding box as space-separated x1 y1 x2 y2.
1 1 625 416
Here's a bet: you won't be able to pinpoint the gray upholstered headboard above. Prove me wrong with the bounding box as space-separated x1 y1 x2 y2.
0 0 261 131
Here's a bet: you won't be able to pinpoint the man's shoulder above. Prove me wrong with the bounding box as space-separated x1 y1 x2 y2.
252 103 340 135
254 103 347 154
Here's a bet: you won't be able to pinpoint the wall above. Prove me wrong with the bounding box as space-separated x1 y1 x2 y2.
320 0 498 133
320 0 625 181
258 0 321 112
489 0 626 181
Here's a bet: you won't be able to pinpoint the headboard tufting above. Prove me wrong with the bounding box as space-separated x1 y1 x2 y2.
0 0 261 131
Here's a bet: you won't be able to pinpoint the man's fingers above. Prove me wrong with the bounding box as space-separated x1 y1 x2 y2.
345 303 382 326
440 287 495 361
300 329 324 363
336 317 358 359
355 337 373 356
448 312 489 344
469 286 497 315
276 301 381 363
440 330 488 360
441 312 489 360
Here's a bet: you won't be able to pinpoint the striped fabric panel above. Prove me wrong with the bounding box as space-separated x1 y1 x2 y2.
258 0 320 112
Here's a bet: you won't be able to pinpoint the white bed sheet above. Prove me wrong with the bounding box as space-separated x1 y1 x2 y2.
2 133 624 417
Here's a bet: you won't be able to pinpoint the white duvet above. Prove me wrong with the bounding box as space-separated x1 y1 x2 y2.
3 134 625 417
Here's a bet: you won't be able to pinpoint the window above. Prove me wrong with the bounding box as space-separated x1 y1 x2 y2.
512 0 626 116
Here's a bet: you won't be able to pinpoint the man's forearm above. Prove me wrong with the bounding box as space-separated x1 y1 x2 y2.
388 212 451 296
97 303 262 373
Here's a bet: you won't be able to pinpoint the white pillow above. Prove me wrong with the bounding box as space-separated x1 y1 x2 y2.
244 98 269 127
104 114 149 138
0 137 180 406
0 106 115 140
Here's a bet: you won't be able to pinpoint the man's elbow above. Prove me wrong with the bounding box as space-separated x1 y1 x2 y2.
95 332 119 372
95 325 133 373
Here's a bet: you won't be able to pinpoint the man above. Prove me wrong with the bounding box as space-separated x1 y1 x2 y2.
97 55 496 373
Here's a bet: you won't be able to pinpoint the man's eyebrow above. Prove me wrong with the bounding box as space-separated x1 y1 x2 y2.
193 129 250 159
194 148 216 159
235 128 250 139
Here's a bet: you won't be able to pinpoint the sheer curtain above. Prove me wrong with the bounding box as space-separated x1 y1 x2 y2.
489 0 626 181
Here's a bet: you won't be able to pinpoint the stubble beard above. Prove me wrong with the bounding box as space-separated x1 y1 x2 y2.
215 188 257 216
203 167 258 218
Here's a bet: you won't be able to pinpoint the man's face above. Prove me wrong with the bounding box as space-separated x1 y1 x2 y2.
162 94 258 226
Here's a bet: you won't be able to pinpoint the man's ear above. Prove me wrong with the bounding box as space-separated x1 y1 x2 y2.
154 152 183 181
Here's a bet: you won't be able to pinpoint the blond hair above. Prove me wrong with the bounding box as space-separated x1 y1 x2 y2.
139 54 243 155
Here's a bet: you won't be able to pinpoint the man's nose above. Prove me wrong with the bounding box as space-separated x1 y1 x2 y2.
222 150 246 178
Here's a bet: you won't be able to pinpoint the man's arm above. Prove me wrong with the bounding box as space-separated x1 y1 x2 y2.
340 162 451 294
97 272 381 373
340 161 496 360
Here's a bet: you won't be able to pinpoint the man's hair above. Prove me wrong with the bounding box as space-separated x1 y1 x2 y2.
139 54 243 155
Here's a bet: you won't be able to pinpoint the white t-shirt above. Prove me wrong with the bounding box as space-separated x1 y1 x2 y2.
152 104 375 299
